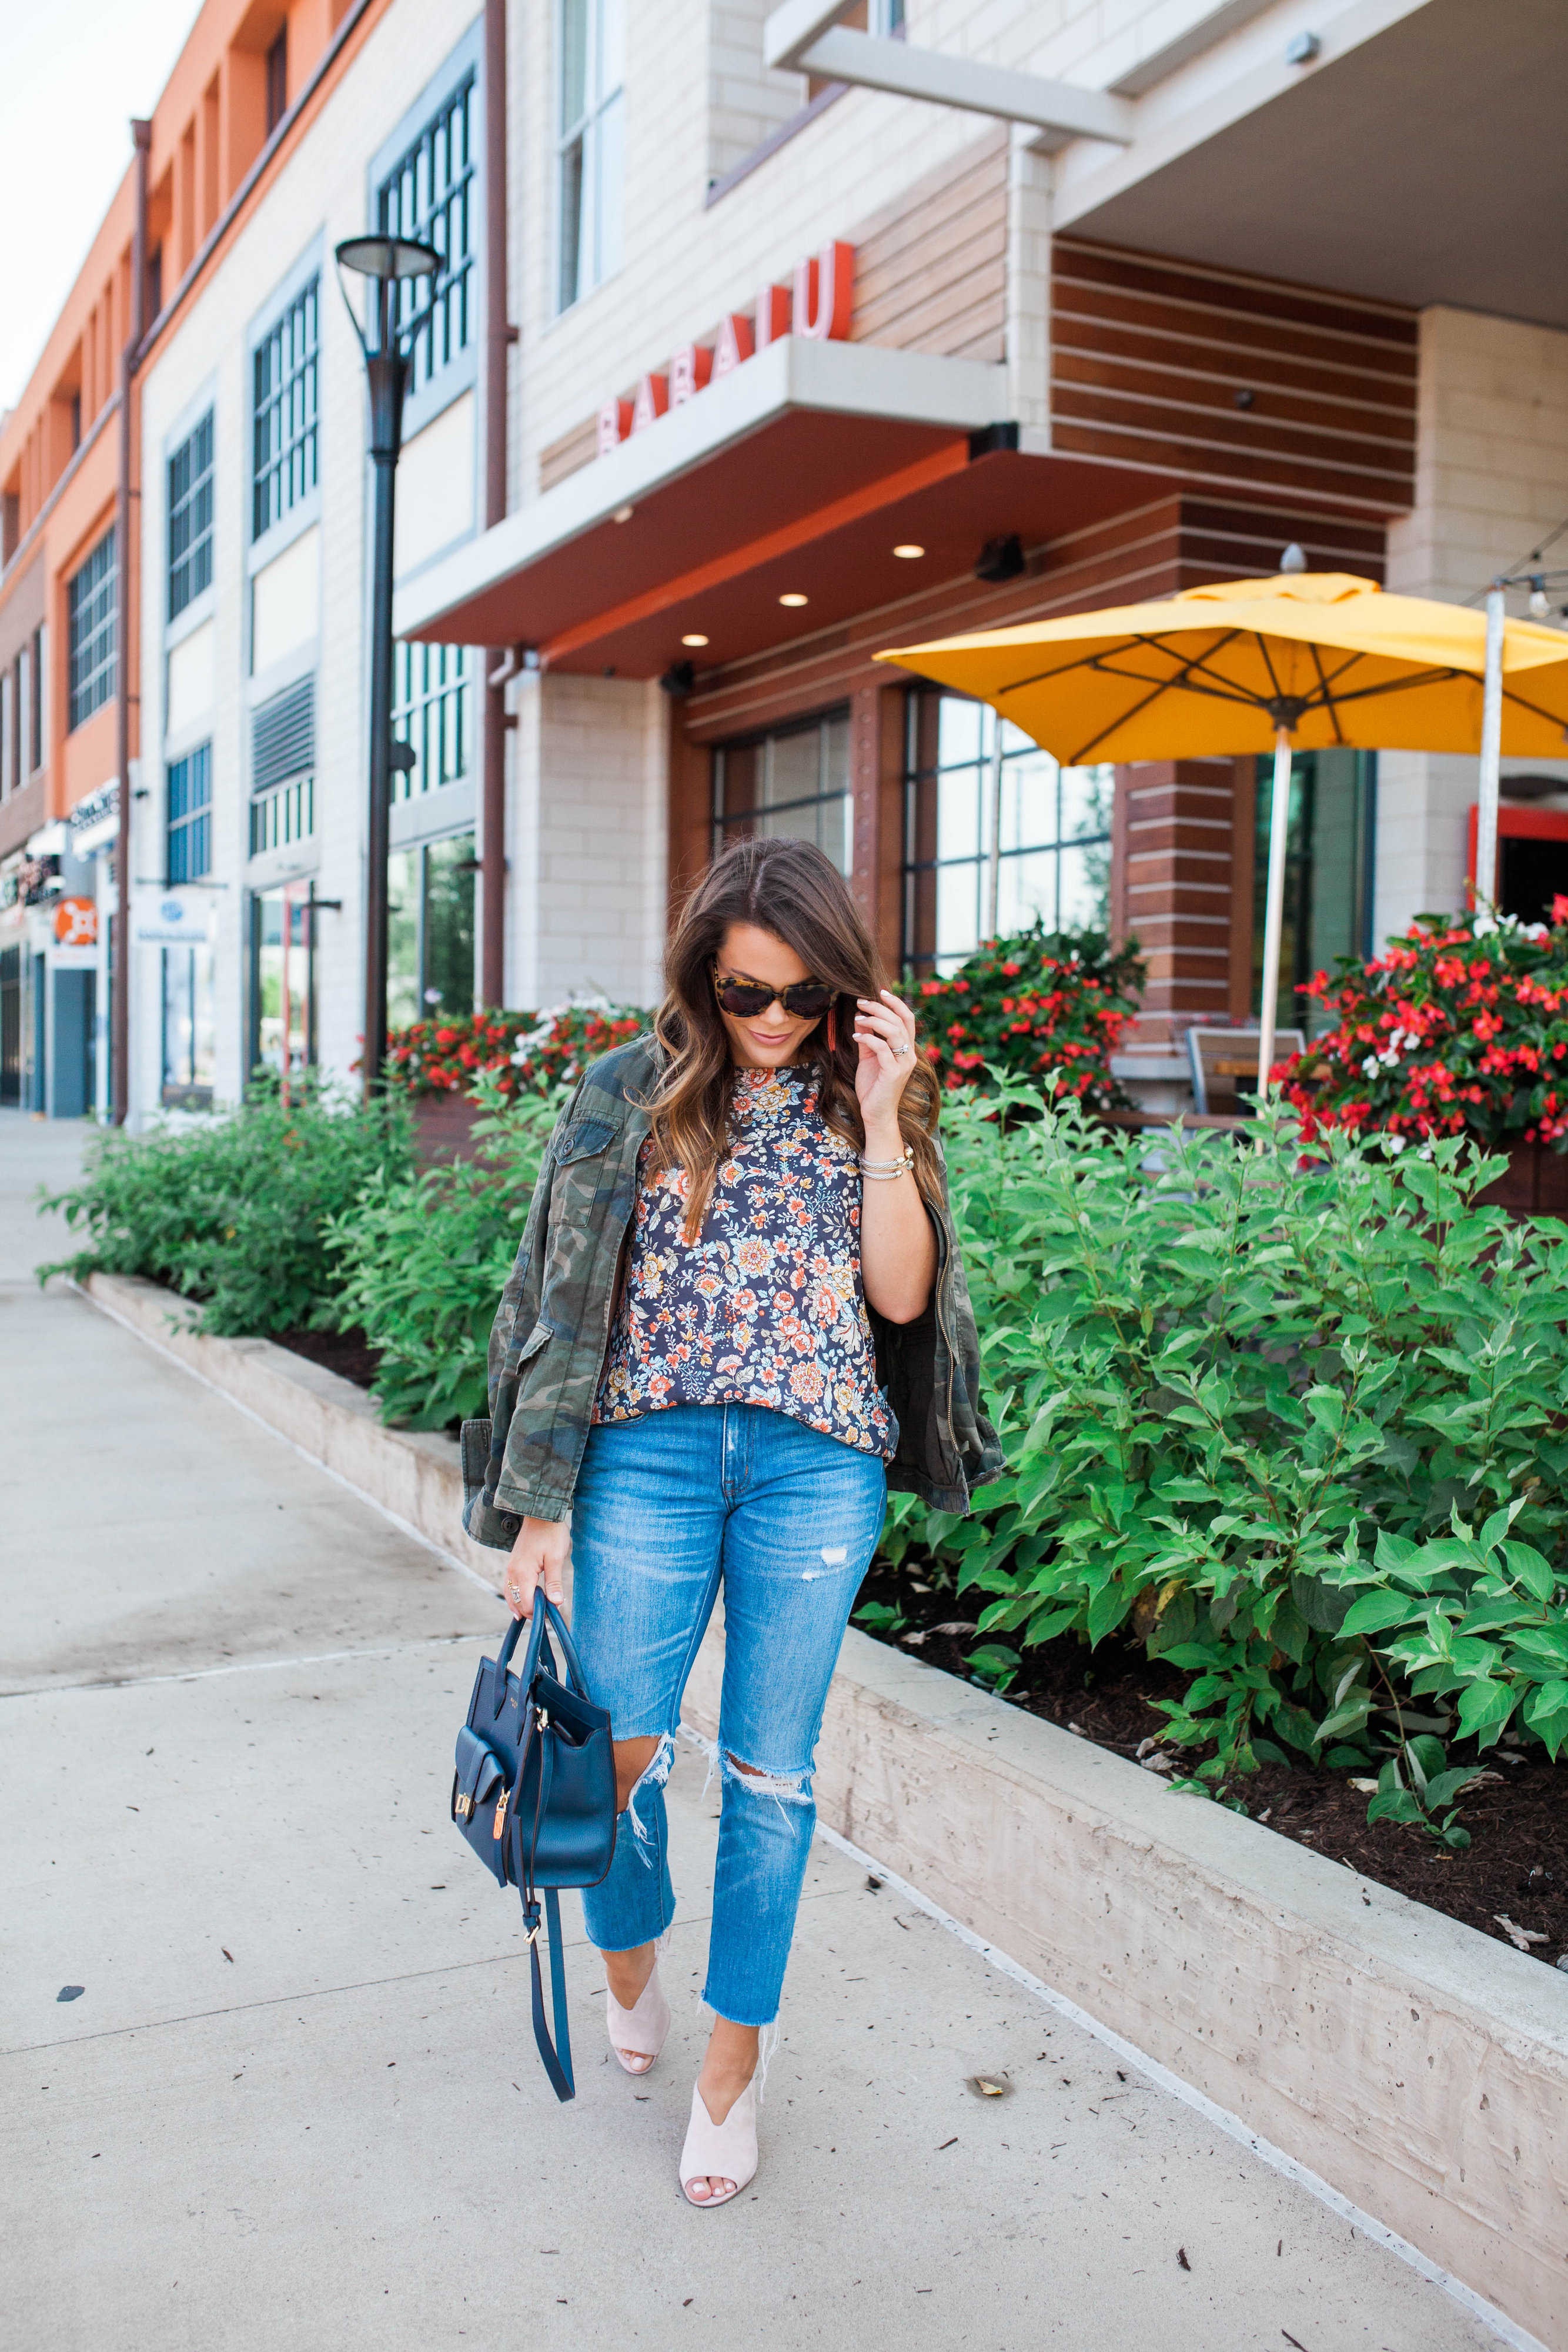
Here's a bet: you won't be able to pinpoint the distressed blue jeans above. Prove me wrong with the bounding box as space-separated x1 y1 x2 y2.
570 1402 887 2027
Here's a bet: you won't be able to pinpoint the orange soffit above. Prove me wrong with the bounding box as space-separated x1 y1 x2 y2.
596 240 855 456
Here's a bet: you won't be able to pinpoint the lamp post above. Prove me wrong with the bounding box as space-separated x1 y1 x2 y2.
335 233 441 1099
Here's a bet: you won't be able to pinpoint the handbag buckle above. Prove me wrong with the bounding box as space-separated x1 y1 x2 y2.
455 1792 474 1821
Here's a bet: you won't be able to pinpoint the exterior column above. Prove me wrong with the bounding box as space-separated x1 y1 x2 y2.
1117 756 1243 1045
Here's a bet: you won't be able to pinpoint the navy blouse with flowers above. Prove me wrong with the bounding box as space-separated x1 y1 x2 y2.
593 1065 893 1459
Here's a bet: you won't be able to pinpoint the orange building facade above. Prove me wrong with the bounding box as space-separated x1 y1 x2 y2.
0 0 385 1114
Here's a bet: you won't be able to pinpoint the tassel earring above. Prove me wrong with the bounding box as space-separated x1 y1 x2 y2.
825 1006 837 1055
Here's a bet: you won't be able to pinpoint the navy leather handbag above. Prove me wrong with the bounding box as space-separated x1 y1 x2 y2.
452 1598 617 2101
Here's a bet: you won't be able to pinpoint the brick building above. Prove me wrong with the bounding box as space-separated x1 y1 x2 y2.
2 0 1566 1118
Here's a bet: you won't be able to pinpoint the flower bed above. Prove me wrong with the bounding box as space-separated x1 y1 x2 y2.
911 923 1144 1107
1280 902 1568 1149
382 1001 646 1100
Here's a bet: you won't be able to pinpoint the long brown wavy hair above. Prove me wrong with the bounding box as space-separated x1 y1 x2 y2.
646 836 942 1242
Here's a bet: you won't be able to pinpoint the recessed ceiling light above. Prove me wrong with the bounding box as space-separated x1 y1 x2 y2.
778 592 808 607
681 632 709 647
892 543 925 559
612 503 634 523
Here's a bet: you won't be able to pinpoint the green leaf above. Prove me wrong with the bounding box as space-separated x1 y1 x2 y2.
1340 1590 1417 1638
1453 1678 1516 1739
1502 1541 1558 1602
1291 1571 1353 1633
1086 1578 1133 1646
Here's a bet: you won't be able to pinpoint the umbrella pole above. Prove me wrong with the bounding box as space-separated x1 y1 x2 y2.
1475 580 1506 910
1256 725 1294 1098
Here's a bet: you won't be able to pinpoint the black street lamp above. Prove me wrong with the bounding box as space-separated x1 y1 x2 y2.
335 233 442 1099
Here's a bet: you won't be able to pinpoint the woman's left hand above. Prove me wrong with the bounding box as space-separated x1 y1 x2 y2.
852 988 920 1130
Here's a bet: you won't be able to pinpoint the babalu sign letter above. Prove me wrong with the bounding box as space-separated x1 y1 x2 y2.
599 241 854 456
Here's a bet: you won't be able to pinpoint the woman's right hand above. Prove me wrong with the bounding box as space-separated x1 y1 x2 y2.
504 1515 570 1619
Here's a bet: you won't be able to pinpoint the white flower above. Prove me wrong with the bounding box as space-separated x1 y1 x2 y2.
1386 1133 1407 1153
1362 1054 1382 1078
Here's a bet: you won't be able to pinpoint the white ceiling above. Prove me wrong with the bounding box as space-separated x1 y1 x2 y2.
1062 0 1568 331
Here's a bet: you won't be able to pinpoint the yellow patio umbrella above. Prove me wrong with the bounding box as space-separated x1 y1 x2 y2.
877 567 1568 1094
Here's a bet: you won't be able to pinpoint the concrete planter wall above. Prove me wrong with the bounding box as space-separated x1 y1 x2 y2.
81 1270 1568 2350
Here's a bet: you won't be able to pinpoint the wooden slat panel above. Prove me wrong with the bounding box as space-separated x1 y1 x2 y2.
1055 279 1417 382
1054 238 1419 349
1052 417 1412 509
1054 350 1416 447
1053 311 1417 408
849 126 1007 359
1051 239 1418 516
539 415 597 494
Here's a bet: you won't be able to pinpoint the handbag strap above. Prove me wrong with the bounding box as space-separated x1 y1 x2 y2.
517 1725 574 2101
522 1889 573 2102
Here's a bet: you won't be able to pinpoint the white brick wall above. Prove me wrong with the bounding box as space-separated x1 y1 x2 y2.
1376 306 1568 943
504 673 668 1011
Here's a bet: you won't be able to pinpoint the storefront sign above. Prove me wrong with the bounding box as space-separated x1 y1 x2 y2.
53 897 99 948
135 892 218 947
68 779 120 856
597 240 855 458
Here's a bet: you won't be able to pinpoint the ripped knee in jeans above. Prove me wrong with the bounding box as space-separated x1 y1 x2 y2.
678 1723 812 1812
620 1731 675 1854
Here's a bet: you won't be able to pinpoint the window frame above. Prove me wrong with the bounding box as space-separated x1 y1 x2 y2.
711 705 853 877
249 256 321 550
166 741 213 884
555 0 625 315
66 526 117 734
392 642 472 804
900 687 1115 974
168 408 215 623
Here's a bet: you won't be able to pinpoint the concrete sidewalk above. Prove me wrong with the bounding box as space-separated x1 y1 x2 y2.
0 1111 1506 2351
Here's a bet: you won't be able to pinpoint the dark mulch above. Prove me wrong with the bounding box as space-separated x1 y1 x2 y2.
854 1558 1568 1973
271 1325 384 1391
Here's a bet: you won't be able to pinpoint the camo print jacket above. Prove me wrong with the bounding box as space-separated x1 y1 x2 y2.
467 1035 1003 1545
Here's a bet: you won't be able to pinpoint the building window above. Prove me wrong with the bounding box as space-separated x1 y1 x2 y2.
376 74 477 402
250 885 316 1080
388 833 475 1028
167 743 212 883
162 945 215 1107
29 625 44 770
252 277 319 542
1253 749 1375 1036
713 709 851 874
557 0 624 312
266 28 288 134
168 411 215 619
67 527 117 731
250 676 315 857
392 644 470 800
901 690 1113 973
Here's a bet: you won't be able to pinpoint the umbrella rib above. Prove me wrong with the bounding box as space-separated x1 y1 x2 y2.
1499 679 1568 729
1308 640 1348 746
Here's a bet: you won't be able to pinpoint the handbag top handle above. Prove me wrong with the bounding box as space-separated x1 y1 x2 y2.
492 1595 591 1720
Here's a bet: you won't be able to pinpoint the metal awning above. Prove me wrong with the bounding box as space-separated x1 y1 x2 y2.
394 339 1012 667
392 338 1181 677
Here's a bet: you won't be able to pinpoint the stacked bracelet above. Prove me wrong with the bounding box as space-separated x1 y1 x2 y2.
859 1145 913 1181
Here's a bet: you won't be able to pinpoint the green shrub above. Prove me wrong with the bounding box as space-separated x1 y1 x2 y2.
39 1082 413 1335
910 924 1145 1108
884 1080 1568 1839
326 1078 560 1428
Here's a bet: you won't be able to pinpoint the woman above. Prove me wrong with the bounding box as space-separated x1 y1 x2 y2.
475 836 1001 2206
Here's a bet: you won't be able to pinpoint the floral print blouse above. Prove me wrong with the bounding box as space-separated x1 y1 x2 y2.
594 1065 893 1459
